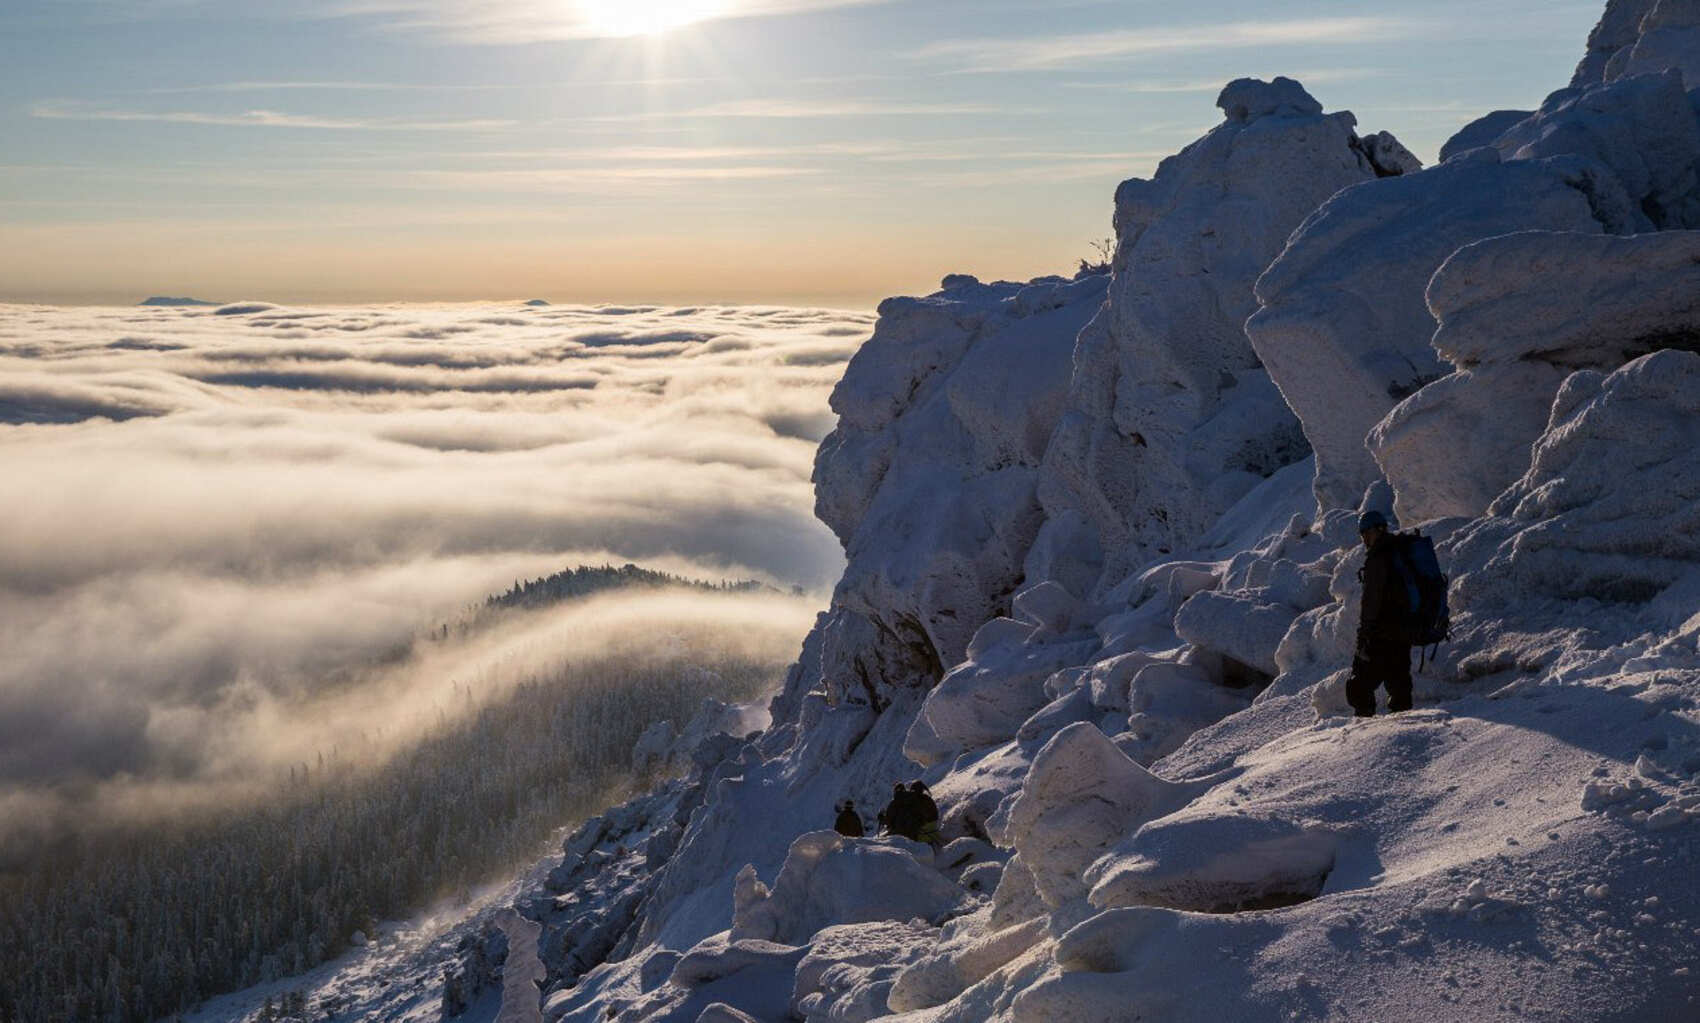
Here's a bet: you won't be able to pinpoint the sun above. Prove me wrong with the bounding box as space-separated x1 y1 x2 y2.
575 0 728 37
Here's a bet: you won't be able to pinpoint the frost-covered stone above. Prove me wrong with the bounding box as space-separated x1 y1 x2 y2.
1010 580 1082 634
905 636 1099 764
886 914 1048 1013
789 920 935 1023
1248 152 1621 508
1371 229 1700 522
730 832 971 946
1086 812 1337 913
1573 0 1660 86
1117 661 1254 766
1440 109 1534 161
816 273 1110 681
1006 723 1193 907
1032 78 1397 592
1451 349 1700 607
1491 70 1700 229
1605 0 1700 87
1172 590 1297 679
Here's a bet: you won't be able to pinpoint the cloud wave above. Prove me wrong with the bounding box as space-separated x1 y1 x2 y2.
0 300 867 829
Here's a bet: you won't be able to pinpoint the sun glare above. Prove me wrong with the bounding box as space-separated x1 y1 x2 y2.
576 0 728 37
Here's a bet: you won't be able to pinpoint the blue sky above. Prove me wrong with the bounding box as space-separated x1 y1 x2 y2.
1 0 1602 306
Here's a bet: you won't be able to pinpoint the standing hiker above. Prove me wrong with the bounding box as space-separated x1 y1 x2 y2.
834 799 864 837
910 781 941 848
880 782 918 840
1349 510 1414 717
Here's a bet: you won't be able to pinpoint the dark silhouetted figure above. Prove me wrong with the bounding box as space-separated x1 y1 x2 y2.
881 782 920 840
1348 510 1413 717
834 799 864 837
910 781 941 847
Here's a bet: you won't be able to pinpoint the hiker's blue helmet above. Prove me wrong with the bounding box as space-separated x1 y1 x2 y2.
1357 509 1389 534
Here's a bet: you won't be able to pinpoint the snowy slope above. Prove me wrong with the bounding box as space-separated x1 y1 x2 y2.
269 3 1700 1021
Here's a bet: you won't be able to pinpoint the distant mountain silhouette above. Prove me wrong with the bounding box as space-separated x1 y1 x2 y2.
524 298 551 306
139 296 218 307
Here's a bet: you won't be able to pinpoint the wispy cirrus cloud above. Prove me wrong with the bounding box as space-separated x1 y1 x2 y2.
912 17 1411 72
590 98 1020 122
326 0 891 42
1058 67 1384 93
29 100 517 132
142 79 515 94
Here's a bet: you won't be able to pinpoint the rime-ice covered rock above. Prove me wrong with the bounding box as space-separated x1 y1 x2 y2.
632 720 677 775
1116 661 1254 766
1451 349 1700 607
1004 723 1193 907
1031 78 1400 593
730 832 972 947
816 273 1110 681
1371 230 1700 523
1172 591 1297 679
1009 580 1082 635
1440 109 1534 161
1573 0 1661 86
1247 152 1622 508
885 914 1049 1013
789 920 936 1023
1085 812 1338 913
1604 0 1700 87
1492 70 1700 228
905 636 1100 765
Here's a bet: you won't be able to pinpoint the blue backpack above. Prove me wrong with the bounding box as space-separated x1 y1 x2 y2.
1391 531 1451 665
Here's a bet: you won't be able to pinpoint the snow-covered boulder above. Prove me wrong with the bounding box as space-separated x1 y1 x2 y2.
1439 109 1534 161
789 920 936 1022
1116 660 1256 766
1601 0 1700 87
1172 591 1297 679
1247 151 1624 509
1004 723 1194 908
816 273 1110 684
1451 348 1700 608
1573 0 1661 86
1032 77 1403 593
730 832 973 947
904 636 1099 765
1491 69 1700 229
1371 229 1700 523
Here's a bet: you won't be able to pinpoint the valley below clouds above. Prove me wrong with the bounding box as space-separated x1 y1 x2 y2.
0 299 867 836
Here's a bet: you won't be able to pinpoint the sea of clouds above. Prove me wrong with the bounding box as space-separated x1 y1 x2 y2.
0 299 868 833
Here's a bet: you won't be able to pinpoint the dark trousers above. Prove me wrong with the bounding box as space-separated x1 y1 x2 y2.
1347 638 1412 717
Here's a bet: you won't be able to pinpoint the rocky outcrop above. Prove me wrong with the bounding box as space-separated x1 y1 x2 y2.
1371 229 1700 523
1246 151 1623 509
1031 77 1406 597
1450 348 1700 608
816 273 1109 686
1491 69 1700 229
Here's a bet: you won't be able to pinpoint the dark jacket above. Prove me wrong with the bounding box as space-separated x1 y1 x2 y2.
882 790 920 840
1358 532 1412 648
834 805 864 837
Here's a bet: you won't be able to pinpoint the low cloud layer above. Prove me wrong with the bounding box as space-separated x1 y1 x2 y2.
0 300 865 829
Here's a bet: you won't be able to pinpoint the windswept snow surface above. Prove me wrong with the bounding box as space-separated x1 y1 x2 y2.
189 4 1700 1022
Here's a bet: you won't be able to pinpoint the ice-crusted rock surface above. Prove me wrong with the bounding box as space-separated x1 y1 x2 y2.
1032 77 1404 595
1246 151 1620 509
505 8 1700 1023
1450 349 1700 609
1371 229 1700 523
815 272 1109 680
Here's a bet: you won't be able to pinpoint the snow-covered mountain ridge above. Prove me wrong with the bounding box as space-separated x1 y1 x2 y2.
519 4 1700 1021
